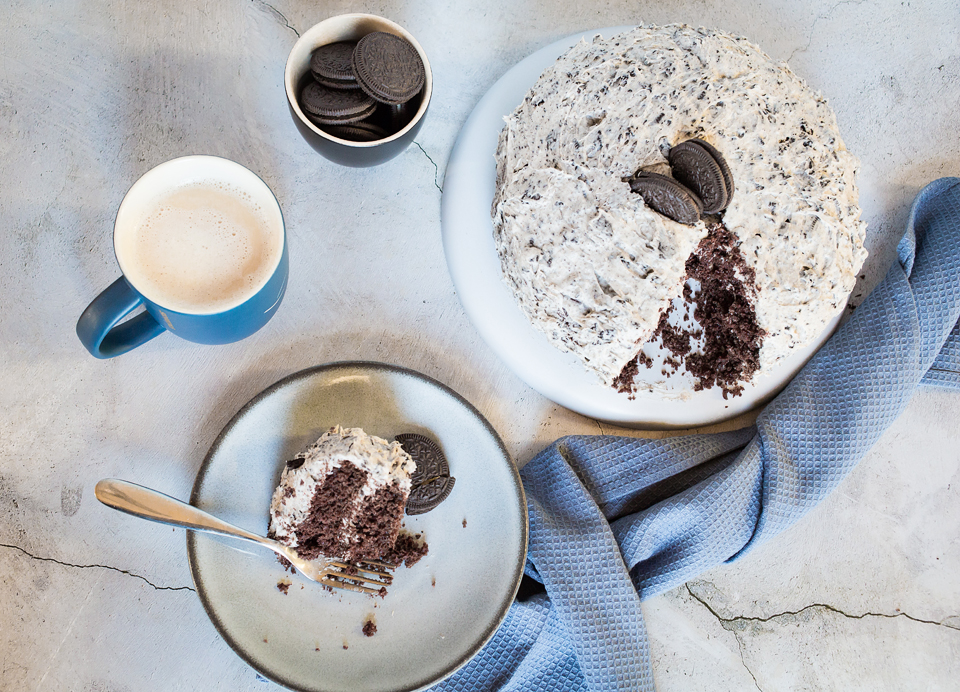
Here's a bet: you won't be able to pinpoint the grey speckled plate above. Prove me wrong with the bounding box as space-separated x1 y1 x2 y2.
187 362 527 692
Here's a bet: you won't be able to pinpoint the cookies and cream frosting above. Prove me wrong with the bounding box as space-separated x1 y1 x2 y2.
492 24 867 386
268 426 414 551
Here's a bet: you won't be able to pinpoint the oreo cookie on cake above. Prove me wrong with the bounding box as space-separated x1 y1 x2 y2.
627 171 704 225
668 139 734 215
628 139 734 224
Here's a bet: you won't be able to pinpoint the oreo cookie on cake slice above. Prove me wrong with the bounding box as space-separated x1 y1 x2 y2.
310 41 361 90
404 476 455 516
628 171 704 225
300 80 376 125
668 139 735 214
394 433 455 515
352 31 425 106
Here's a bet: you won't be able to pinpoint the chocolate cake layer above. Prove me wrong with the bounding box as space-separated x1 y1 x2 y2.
268 426 415 563
616 223 765 398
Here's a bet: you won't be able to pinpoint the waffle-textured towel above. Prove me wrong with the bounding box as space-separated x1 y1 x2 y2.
433 178 960 692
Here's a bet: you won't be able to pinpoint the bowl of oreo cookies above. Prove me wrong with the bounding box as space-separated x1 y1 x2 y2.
285 14 432 167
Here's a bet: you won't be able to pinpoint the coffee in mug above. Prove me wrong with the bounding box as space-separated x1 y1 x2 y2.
77 156 288 358
117 181 281 314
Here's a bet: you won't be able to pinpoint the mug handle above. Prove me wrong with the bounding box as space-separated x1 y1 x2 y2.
76 277 166 358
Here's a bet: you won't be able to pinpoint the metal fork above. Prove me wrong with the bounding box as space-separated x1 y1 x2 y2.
94 479 393 595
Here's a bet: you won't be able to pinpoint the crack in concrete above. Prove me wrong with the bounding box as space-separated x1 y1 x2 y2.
252 0 300 38
415 141 443 193
595 419 606 435
786 0 871 63
1 542 196 593
686 582 960 632
731 628 764 692
685 585 763 690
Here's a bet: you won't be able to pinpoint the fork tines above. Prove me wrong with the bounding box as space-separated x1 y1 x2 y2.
329 559 396 573
324 560 395 595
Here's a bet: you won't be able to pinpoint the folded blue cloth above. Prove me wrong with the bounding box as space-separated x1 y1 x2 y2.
433 178 960 692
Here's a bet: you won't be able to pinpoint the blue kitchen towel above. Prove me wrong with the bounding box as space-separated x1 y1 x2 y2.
432 177 960 692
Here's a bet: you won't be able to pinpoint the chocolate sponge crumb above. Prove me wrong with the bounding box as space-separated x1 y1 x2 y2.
682 223 764 397
615 222 765 398
380 531 429 568
613 350 650 397
613 356 641 395
656 317 694 360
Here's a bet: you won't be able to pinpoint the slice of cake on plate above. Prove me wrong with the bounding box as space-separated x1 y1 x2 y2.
268 425 416 563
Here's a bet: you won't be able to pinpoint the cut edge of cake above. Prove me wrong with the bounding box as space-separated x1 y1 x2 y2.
268 425 416 563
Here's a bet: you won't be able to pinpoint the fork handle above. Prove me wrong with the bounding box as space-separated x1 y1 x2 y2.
95 478 271 549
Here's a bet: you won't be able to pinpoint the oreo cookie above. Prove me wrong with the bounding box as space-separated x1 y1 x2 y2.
406 476 455 516
310 41 360 90
691 139 734 202
300 81 376 125
395 433 456 515
323 121 390 142
668 139 734 214
628 171 704 225
352 32 425 106
395 433 449 485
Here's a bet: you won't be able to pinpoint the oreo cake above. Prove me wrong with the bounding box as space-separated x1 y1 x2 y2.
492 24 868 396
268 426 416 563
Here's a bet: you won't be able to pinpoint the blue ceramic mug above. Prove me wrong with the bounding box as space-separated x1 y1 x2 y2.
77 156 288 358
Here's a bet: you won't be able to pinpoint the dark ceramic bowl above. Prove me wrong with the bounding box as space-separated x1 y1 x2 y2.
284 14 432 167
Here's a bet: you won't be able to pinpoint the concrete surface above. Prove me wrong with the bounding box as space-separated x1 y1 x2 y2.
1 0 958 690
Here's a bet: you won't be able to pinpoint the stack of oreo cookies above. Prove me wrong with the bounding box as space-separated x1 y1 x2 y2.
298 32 426 143
627 139 735 225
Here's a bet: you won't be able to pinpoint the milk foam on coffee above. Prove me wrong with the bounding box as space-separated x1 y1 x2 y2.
119 182 281 314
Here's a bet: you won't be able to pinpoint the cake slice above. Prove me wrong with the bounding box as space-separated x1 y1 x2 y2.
268 426 416 563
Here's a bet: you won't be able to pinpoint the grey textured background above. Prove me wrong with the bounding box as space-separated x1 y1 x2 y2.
1 1 958 690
